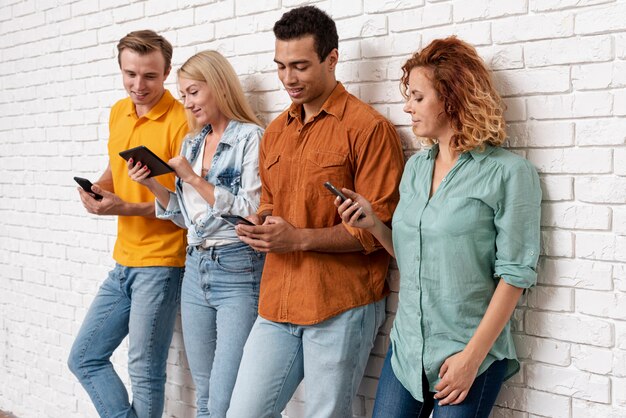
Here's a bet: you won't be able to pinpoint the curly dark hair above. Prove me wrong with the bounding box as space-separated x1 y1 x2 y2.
273 6 338 62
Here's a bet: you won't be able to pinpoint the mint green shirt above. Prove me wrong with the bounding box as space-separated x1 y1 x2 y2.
390 144 541 402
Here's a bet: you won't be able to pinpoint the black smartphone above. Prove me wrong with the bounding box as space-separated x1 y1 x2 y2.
323 181 365 220
74 176 103 201
221 214 255 226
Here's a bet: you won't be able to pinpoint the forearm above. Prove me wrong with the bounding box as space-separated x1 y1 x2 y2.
116 201 157 218
186 176 216 206
464 280 524 362
144 179 172 208
368 218 395 257
299 224 364 252
96 165 115 192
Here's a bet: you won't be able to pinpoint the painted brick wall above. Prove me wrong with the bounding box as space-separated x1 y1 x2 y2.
1 1 625 417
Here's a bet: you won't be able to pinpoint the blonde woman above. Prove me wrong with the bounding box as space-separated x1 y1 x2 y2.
128 50 264 417
336 37 541 418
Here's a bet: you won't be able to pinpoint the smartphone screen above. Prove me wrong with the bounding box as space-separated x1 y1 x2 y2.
74 176 103 201
221 214 255 226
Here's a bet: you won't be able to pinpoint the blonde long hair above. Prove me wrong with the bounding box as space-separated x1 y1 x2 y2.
178 50 263 134
401 37 506 152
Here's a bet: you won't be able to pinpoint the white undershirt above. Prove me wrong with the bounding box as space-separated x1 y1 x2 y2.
181 139 208 224
181 139 235 247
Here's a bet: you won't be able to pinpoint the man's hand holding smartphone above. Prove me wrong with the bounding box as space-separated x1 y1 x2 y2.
74 176 103 201
74 176 125 216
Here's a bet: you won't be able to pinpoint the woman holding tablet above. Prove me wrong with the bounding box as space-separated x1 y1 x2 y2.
127 50 264 417
335 37 541 418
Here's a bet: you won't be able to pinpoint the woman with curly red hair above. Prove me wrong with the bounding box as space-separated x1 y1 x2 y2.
336 37 541 417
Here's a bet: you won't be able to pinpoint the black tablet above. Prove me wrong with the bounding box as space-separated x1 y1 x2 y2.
119 145 174 178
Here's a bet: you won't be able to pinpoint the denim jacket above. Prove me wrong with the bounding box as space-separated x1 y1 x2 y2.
155 120 263 246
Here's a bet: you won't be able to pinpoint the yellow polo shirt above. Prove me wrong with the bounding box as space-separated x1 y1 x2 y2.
108 90 188 267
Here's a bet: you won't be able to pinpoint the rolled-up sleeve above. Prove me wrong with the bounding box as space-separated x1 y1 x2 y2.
493 159 542 288
155 191 187 229
351 120 404 254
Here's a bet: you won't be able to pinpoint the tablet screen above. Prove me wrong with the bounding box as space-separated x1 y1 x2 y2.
119 145 174 178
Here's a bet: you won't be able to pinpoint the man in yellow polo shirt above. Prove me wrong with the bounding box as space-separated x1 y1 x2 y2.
68 30 187 418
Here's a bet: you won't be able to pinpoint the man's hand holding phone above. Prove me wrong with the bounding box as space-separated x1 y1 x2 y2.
236 215 304 253
74 177 103 200
76 181 124 216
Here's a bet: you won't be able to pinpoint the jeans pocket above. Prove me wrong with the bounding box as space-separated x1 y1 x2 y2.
214 252 253 274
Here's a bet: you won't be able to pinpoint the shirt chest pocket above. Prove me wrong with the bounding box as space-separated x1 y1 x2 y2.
263 153 287 191
305 151 348 194
215 168 241 195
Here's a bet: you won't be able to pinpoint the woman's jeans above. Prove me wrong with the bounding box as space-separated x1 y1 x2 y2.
373 346 507 418
68 264 183 418
182 243 264 418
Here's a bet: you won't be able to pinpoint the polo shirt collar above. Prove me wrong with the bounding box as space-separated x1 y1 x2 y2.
126 89 175 120
286 82 349 125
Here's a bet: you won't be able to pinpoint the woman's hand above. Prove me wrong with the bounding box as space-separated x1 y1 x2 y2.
168 155 199 184
127 158 157 188
433 350 482 406
334 188 377 230
335 187 396 257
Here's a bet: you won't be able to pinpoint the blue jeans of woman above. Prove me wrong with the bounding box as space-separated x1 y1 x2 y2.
182 243 264 418
68 264 183 418
373 346 507 418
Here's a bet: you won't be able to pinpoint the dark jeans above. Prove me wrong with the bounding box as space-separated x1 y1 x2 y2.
373 346 507 418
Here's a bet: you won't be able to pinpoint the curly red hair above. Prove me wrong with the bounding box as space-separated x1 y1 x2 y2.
401 37 506 152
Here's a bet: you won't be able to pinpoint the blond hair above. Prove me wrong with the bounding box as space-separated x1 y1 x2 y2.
177 50 263 134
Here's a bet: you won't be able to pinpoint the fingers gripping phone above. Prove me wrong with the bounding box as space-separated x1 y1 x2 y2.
74 176 103 201
323 181 365 220
220 214 255 227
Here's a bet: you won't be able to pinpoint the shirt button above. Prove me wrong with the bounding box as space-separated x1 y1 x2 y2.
442 177 447 182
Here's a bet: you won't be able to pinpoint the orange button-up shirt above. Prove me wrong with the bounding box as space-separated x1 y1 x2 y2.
258 82 405 325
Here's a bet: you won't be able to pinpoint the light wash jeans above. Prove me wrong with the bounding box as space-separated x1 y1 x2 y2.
181 243 264 418
68 264 183 418
226 298 386 418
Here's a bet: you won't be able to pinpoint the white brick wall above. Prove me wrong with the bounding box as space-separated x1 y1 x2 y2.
0 1 624 417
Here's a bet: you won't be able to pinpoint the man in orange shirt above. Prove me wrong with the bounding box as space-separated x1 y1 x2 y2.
68 30 187 418
229 6 404 417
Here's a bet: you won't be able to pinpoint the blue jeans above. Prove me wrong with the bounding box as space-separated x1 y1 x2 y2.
68 264 183 418
181 243 264 418
226 298 386 418
373 346 507 418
